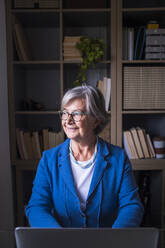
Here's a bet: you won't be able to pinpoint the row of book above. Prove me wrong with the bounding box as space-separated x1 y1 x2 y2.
16 128 64 160
123 127 155 159
16 123 111 160
123 26 146 60
97 77 111 111
63 36 82 61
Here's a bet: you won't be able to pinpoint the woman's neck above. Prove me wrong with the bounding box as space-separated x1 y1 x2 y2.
70 137 97 161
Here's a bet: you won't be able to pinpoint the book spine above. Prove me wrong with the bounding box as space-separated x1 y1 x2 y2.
128 28 134 60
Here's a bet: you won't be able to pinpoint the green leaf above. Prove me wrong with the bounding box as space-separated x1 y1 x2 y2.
75 36 105 83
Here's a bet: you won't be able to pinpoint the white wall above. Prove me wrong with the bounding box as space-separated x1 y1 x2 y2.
0 0 15 247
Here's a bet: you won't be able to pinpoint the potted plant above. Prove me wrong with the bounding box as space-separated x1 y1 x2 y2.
74 36 105 86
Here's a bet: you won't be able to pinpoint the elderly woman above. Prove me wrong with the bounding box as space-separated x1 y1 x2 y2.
25 85 144 228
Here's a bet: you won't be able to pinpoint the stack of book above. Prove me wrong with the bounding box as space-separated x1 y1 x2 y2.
123 127 156 160
16 128 64 160
97 77 111 111
63 36 82 61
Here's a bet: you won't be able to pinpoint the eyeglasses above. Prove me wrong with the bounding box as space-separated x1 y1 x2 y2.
59 110 88 122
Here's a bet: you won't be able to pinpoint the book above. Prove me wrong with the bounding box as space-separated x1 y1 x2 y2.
42 129 49 151
123 131 134 159
39 132 43 153
128 27 134 60
123 130 139 159
13 17 32 61
57 130 64 146
18 129 28 160
134 26 146 60
105 77 111 111
16 128 25 160
146 134 156 158
31 131 42 159
48 130 56 149
64 36 81 42
103 77 107 100
24 131 34 160
123 26 128 60
130 127 144 159
96 77 111 111
63 56 83 61
59 130 64 144
97 79 104 96
13 30 24 61
63 50 82 56
136 127 150 158
39 0 59 8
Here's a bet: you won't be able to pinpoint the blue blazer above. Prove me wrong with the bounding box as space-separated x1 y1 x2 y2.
25 137 144 227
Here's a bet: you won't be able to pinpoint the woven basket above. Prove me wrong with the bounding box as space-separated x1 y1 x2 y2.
14 0 59 8
123 66 165 109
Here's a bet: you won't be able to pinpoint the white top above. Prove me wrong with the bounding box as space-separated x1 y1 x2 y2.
70 142 97 211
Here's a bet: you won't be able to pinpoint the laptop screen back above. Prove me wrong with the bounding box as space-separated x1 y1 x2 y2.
15 227 159 248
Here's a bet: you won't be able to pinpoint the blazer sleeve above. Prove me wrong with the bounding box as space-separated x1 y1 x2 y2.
112 155 144 228
25 152 62 227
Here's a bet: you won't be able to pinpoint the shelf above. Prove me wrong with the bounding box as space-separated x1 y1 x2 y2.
13 60 111 65
12 8 111 13
131 159 165 170
15 111 59 115
123 7 165 12
63 60 111 64
12 9 60 13
13 61 60 64
122 110 165 114
12 160 39 170
123 60 165 64
62 8 111 12
11 158 165 171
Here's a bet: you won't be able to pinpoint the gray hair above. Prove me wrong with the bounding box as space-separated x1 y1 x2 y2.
61 84 109 134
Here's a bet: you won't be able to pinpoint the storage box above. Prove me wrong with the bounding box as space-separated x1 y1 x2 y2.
123 66 165 109
14 0 59 9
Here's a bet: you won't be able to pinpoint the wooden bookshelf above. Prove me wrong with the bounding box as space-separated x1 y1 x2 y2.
117 0 165 246
6 0 115 226
5 0 165 243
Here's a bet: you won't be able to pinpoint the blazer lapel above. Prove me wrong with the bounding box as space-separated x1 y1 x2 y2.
58 139 78 198
87 138 111 200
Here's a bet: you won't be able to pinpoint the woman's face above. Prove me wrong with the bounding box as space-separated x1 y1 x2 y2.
61 98 99 142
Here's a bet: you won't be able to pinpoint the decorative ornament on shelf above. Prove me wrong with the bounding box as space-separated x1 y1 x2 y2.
74 36 105 86
22 98 45 111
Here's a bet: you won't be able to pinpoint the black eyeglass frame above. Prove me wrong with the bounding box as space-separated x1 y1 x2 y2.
59 110 88 122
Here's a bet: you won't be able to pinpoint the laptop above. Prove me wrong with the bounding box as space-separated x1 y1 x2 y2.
15 227 159 248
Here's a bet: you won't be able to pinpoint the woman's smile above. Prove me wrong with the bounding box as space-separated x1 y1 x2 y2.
66 126 78 131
